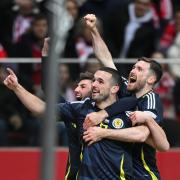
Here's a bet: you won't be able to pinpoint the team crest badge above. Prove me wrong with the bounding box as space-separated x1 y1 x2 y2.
112 118 124 129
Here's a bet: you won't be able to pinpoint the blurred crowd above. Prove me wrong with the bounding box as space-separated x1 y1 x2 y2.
0 0 180 147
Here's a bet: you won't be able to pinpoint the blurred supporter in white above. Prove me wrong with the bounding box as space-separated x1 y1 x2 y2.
101 0 157 77
104 0 157 59
152 52 176 120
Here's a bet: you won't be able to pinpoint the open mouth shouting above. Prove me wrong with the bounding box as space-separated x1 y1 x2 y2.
128 73 137 85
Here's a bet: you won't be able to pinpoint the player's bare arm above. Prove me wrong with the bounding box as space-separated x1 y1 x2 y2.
83 125 150 146
84 14 116 69
130 111 170 151
3 68 45 116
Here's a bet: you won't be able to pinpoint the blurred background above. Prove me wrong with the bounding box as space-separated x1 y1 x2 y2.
0 0 180 179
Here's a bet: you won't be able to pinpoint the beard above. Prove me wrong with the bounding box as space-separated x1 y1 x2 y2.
92 92 109 103
127 79 146 93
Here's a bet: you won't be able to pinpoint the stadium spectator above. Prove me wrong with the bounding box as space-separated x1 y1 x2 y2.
0 0 40 56
13 14 48 96
101 0 158 77
152 52 176 120
104 0 157 58
0 65 40 146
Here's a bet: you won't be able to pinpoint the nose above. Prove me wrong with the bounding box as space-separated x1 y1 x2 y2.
131 67 136 74
74 86 79 93
92 80 98 88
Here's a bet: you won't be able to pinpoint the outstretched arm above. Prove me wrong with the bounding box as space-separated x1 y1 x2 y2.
3 68 45 116
84 14 116 69
130 111 170 151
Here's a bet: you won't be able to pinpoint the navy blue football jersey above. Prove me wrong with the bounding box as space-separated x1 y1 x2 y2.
78 108 134 180
132 91 163 180
105 77 163 180
57 97 137 180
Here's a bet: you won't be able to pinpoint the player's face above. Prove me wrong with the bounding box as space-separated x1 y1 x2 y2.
92 70 112 102
127 61 151 92
74 79 92 100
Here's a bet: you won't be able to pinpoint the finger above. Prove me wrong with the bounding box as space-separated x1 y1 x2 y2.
9 76 15 82
83 134 88 140
83 136 92 142
3 79 8 86
130 112 135 116
130 113 136 119
88 141 94 146
6 68 15 76
83 131 89 136
130 116 136 122
6 78 12 84
83 119 90 129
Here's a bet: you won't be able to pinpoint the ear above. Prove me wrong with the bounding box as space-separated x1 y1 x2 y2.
111 85 120 94
147 75 156 85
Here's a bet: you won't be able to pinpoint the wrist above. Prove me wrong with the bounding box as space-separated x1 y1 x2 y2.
144 116 153 125
13 83 21 92
91 27 99 35
100 128 107 138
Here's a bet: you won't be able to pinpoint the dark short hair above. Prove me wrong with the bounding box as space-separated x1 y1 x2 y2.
138 57 163 83
32 14 47 25
79 71 94 82
97 67 121 85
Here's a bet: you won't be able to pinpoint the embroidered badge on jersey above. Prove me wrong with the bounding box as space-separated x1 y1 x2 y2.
112 118 124 129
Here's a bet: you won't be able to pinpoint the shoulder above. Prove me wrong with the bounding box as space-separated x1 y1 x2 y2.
142 91 160 109
70 97 91 105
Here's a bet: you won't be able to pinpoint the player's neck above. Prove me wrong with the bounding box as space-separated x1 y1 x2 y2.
136 87 153 98
96 96 117 110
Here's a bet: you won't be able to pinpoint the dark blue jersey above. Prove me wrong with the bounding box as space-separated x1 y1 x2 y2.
132 91 163 180
57 101 81 180
78 108 134 180
57 97 137 180
105 78 163 180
